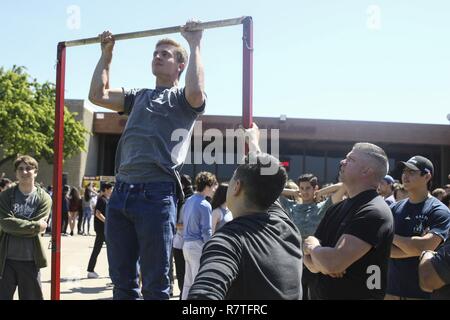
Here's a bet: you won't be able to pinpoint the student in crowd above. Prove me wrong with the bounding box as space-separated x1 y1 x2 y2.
0 155 52 300
0 178 12 192
386 156 450 300
393 183 409 202
172 174 194 299
181 172 218 300
82 184 97 236
432 188 446 202
211 183 233 233
61 185 70 236
378 175 396 206
68 187 82 236
87 183 113 279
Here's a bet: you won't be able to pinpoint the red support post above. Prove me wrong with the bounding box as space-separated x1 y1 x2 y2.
242 16 253 129
51 42 66 300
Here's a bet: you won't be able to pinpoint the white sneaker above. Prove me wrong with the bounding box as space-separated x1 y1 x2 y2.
87 271 99 279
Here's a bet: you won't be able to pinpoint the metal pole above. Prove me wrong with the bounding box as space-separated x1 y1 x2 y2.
51 42 65 300
242 16 253 129
64 17 247 47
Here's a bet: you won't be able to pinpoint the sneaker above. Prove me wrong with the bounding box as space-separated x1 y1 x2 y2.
87 271 99 279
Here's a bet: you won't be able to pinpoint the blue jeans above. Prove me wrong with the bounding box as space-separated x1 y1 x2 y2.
105 181 177 300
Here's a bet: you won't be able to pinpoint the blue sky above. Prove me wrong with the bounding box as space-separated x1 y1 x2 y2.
1 0 450 124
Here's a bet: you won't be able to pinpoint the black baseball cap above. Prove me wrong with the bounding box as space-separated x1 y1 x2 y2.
398 155 434 175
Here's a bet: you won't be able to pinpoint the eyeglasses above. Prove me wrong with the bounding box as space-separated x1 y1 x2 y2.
16 166 35 172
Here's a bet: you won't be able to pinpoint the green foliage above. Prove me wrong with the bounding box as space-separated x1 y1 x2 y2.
0 66 89 165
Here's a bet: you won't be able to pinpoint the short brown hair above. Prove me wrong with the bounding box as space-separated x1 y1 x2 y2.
156 38 188 61
297 173 318 189
14 155 38 172
195 172 218 192
156 38 188 79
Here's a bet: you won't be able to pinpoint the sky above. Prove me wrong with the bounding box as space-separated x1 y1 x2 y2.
1 0 450 125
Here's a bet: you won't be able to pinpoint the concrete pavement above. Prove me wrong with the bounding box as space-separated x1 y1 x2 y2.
13 232 180 300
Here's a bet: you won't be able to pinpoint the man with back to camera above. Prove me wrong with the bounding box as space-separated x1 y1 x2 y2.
88 20 206 300
187 124 303 300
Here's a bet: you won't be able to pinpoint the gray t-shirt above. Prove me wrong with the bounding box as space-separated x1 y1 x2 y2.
282 197 333 239
115 87 205 184
7 188 40 261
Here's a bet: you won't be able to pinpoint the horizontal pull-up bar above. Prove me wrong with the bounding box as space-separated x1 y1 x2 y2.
64 16 248 47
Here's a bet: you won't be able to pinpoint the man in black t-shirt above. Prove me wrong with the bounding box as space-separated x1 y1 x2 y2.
303 143 394 299
87 183 113 279
187 125 303 300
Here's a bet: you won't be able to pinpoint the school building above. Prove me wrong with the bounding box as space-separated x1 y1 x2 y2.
1 99 449 189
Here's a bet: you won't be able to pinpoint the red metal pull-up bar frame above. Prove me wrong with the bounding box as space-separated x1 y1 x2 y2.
52 16 253 300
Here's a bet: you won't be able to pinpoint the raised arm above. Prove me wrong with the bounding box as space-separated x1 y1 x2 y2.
315 182 347 204
88 31 125 112
181 20 205 108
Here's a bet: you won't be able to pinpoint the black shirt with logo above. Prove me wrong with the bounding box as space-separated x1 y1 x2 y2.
309 189 394 300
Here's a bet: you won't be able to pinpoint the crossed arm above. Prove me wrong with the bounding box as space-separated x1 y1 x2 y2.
0 196 51 237
390 233 443 258
303 234 371 276
418 251 446 292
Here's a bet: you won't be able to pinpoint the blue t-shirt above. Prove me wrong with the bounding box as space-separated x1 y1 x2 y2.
387 196 450 298
115 87 205 184
431 239 450 299
182 193 212 243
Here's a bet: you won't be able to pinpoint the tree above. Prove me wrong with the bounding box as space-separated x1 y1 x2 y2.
0 66 89 167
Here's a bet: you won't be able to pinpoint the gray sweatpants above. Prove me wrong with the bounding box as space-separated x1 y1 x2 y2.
0 259 44 300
